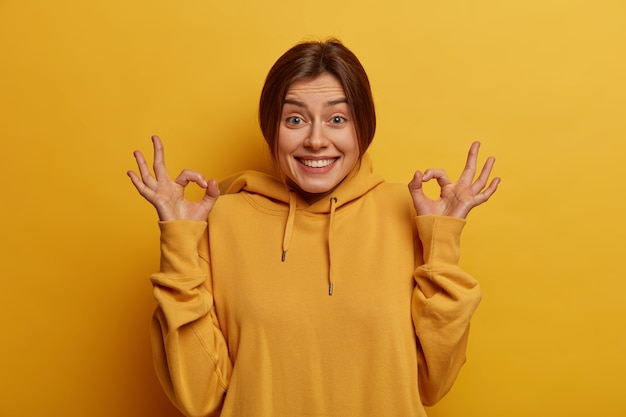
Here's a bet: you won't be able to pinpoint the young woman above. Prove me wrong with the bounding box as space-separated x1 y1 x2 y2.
128 39 500 417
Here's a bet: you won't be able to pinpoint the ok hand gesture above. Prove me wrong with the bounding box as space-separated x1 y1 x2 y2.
127 136 220 221
408 142 500 219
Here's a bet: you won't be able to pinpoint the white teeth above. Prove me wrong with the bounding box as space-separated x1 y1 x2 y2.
300 158 336 168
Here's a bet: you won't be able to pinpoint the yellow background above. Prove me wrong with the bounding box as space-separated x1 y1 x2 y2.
1 0 625 416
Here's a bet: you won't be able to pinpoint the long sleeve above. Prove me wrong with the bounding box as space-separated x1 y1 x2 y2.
412 215 482 406
150 220 232 417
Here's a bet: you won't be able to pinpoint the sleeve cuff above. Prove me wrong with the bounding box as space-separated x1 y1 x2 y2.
159 220 208 274
415 216 466 266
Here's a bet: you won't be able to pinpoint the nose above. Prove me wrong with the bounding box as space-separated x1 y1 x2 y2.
303 122 328 150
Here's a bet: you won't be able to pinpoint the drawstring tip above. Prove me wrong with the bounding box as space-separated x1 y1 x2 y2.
281 251 286 262
328 282 333 296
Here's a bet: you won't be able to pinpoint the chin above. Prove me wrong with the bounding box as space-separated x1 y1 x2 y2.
300 182 339 194
287 180 335 198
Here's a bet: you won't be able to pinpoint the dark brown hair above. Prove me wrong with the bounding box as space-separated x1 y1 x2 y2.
259 39 376 159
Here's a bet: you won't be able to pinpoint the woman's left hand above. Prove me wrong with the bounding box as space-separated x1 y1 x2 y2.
408 141 500 219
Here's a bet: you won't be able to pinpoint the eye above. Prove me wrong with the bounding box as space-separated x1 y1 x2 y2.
285 116 303 126
330 116 346 125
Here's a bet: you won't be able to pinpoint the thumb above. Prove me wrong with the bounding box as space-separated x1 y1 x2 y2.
408 171 425 194
202 178 221 202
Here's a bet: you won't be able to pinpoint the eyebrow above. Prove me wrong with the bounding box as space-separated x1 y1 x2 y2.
283 98 348 108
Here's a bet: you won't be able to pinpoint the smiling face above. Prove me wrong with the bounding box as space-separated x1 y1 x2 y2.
277 73 360 203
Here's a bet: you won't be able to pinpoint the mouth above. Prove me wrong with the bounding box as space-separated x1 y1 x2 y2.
297 157 339 168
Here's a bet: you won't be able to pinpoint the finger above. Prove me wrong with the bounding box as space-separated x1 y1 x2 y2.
471 156 496 194
133 149 158 188
202 178 221 203
174 169 209 189
459 141 480 184
408 171 429 202
127 170 155 199
474 177 501 205
408 171 429 207
422 168 453 188
152 135 171 181
408 170 425 192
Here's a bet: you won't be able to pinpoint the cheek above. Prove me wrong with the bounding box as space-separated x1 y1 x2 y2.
275 130 290 161
276 126 302 156
275 130 296 174
340 129 360 159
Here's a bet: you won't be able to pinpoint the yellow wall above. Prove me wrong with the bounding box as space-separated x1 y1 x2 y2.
1 0 625 415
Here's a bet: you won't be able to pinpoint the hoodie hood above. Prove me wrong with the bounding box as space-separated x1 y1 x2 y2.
218 153 384 295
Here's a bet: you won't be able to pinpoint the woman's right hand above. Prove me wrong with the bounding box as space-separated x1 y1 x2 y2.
127 135 220 221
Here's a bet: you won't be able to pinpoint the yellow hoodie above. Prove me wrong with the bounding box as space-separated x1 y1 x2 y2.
150 155 482 417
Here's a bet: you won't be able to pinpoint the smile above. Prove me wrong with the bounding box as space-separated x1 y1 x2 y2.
298 158 338 168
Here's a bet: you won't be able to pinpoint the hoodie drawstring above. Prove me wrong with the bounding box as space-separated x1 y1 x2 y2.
282 191 297 262
281 193 338 296
327 196 338 296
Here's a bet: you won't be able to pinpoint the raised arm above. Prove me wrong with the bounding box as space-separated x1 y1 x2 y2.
408 142 499 404
128 136 231 416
